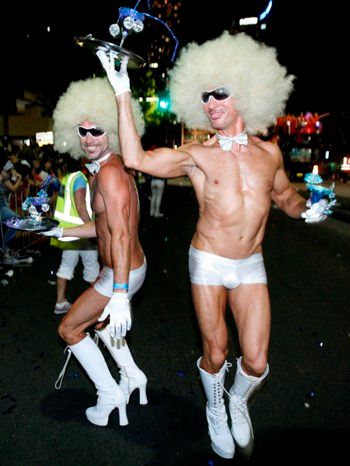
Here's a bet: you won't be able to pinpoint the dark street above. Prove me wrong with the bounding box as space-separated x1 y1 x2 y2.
1 184 349 466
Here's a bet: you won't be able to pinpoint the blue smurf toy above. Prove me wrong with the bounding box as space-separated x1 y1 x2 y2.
301 165 337 223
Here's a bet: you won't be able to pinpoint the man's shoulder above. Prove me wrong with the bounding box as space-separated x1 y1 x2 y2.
98 157 129 182
250 136 281 156
179 142 212 157
178 142 200 152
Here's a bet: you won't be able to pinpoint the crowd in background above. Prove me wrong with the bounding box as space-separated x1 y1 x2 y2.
0 143 89 276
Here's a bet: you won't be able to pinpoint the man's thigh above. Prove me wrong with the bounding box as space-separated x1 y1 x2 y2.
61 286 110 333
228 283 271 357
191 283 228 341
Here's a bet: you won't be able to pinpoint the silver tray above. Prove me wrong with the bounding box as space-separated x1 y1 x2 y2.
75 36 146 69
4 217 59 232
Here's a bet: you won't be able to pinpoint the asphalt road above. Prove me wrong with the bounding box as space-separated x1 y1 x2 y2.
1 185 349 466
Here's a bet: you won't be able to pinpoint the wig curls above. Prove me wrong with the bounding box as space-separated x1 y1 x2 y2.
53 77 145 159
169 32 295 133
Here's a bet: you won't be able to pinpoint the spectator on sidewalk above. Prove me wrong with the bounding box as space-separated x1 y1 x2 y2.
150 176 165 218
0 164 33 265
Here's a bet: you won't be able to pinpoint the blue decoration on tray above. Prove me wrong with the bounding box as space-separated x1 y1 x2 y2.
304 165 337 212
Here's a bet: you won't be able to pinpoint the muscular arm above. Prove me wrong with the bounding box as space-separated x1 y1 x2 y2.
99 166 131 286
271 146 306 219
116 93 194 178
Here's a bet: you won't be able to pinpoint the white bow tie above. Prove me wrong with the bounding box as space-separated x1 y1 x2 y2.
85 152 112 174
85 161 100 174
216 131 248 151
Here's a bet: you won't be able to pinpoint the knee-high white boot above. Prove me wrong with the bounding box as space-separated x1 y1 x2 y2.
229 357 269 448
197 357 235 459
69 334 128 427
96 328 148 405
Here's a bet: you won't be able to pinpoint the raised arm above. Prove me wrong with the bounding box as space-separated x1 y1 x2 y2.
96 49 194 178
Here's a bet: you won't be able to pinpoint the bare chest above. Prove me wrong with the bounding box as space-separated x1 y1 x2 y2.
89 176 103 215
202 153 275 198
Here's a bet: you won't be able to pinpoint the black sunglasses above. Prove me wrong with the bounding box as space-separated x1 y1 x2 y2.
201 87 230 104
77 126 106 138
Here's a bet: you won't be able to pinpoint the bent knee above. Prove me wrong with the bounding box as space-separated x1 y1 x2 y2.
242 354 268 377
203 346 229 372
58 321 78 345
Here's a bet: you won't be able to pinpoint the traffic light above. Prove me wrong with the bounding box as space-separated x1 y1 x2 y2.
158 93 171 112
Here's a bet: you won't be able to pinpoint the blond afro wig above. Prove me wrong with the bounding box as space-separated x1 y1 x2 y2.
53 77 145 159
169 31 295 134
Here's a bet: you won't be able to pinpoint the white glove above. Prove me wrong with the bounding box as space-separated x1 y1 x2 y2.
96 48 130 96
301 199 329 223
98 293 132 340
40 226 63 238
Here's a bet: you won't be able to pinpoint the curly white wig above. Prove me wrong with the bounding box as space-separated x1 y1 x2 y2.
169 31 295 133
53 77 145 159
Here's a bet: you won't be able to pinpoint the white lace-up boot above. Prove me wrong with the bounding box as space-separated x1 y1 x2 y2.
96 329 148 405
197 357 235 459
69 334 128 426
229 357 269 448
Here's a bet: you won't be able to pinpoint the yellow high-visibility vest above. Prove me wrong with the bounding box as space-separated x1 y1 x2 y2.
54 171 92 227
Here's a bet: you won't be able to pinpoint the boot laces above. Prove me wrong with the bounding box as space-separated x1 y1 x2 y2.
229 386 254 435
210 399 229 432
210 366 232 432
216 362 232 398
54 346 72 389
230 395 249 423
55 332 93 389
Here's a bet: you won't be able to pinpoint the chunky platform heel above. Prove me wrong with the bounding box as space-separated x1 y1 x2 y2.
86 388 128 426
119 367 148 405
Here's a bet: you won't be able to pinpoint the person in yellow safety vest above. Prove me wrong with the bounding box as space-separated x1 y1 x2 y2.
51 155 100 315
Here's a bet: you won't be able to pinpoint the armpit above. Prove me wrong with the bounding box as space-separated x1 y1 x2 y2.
184 163 197 177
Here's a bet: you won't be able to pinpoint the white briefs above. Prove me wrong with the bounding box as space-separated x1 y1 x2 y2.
188 246 267 288
94 259 147 298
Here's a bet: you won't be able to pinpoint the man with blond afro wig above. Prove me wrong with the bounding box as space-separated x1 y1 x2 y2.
43 76 149 428
96 31 331 458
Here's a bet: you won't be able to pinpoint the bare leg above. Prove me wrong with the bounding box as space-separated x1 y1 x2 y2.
227 283 270 448
228 283 270 375
191 283 229 373
59 285 109 344
192 284 234 459
56 276 68 304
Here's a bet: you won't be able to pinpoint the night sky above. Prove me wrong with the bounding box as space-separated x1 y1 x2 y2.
1 0 348 116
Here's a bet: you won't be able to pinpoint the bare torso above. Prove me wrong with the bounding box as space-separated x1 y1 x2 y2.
186 138 279 259
89 154 144 269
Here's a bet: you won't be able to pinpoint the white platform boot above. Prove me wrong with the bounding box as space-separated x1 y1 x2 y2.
69 334 128 427
197 357 235 459
229 357 269 448
96 328 148 405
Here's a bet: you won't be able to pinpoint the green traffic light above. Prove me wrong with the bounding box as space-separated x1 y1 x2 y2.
159 98 169 110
